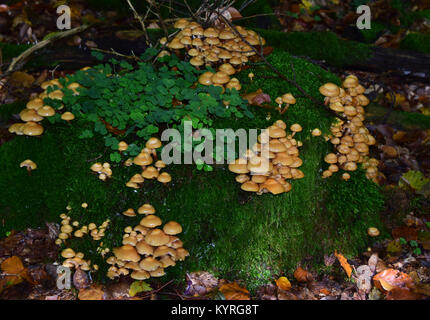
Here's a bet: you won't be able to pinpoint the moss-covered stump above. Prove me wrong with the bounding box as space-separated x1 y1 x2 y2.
0 50 384 290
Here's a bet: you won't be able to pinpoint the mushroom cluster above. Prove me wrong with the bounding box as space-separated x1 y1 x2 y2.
8 78 78 136
168 19 264 70
107 207 188 280
228 120 305 195
61 248 98 272
55 211 111 245
275 93 296 114
90 162 113 181
319 75 379 182
126 137 172 189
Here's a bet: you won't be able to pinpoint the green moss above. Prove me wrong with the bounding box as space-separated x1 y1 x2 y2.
400 33 430 55
253 29 372 67
0 43 31 62
0 50 384 291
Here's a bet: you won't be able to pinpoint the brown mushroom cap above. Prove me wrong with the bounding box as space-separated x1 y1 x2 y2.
146 137 162 149
241 181 259 192
129 173 144 184
282 93 296 104
324 153 338 164
20 109 44 122
134 151 153 166
113 245 140 262
319 83 340 97
160 256 176 268
163 221 182 235
235 174 250 184
145 229 170 246
174 18 189 29
122 208 136 217
37 105 55 117
142 166 159 179
175 248 190 261
155 160 166 169
61 248 75 258
61 112 75 121
218 63 236 76
367 227 380 237
139 257 162 272
150 267 166 277
138 204 156 215
290 124 302 133
343 75 359 88
211 71 230 85
228 159 249 174
26 98 44 110
8 123 25 135
140 215 162 228
136 241 154 256
157 172 172 184
131 270 150 280
190 56 204 67
22 121 44 136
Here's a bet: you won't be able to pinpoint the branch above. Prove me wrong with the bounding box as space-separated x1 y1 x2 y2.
126 0 151 46
5 25 89 74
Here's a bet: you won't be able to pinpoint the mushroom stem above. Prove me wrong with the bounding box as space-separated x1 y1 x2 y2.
26 167 32 176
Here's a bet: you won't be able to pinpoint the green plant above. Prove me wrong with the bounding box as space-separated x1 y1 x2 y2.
43 48 253 163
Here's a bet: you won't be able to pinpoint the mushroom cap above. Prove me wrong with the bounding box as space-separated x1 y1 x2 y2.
167 236 183 249
146 137 162 149
247 156 272 174
342 173 351 181
190 56 204 67
218 63 236 76
113 245 140 262
260 178 284 195
139 257 163 272
211 71 230 85
342 75 359 88
174 18 189 29
274 120 287 130
163 221 182 235
228 159 249 174
269 139 287 153
150 267 166 277
131 270 150 280
204 27 219 38
282 93 296 104
225 80 241 91
20 109 44 122
122 208 136 217
160 256 176 268
140 215 162 228
126 181 140 189
26 98 44 110
312 128 322 136
37 105 55 117
20 159 37 170
48 90 64 100
198 71 214 86
8 123 25 135
367 227 380 237
175 248 189 261
153 245 176 258
168 39 185 49
22 121 44 136
61 248 75 259
61 112 75 121
268 126 286 138
134 151 153 166
142 166 159 179
157 172 172 184
241 181 259 192
324 153 338 164
219 30 235 40
155 160 166 169
136 241 154 256
290 123 302 133
235 174 250 183
319 83 340 97
118 141 128 151
145 229 170 246
138 203 156 215
122 236 137 246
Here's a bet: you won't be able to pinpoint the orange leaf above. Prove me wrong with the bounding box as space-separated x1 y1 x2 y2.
1 256 25 275
275 277 291 291
78 286 105 300
334 251 352 278
373 269 414 293
293 267 313 283
219 282 250 300
0 275 24 293
386 287 423 300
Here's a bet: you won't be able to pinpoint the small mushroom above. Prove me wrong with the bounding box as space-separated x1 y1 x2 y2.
20 159 37 174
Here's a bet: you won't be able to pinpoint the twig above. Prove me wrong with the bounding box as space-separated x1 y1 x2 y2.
5 25 89 74
126 0 151 46
91 47 142 61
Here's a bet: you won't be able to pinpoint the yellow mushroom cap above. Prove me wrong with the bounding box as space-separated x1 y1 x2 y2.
290 124 302 133
118 141 128 151
136 241 154 256
26 98 44 110
61 248 76 259
20 159 37 170
157 172 172 184
312 128 322 136
282 93 296 104
150 267 166 277
367 227 380 237
145 229 170 246
122 208 136 217
22 121 44 136
218 63 236 76
241 181 259 192
133 151 153 166
139 257 162 272
131 270 150 280
319 83 340 97
142 166 159 179
37 105 55 117
211 71 230 85
175 248 189 261
20 109 44 122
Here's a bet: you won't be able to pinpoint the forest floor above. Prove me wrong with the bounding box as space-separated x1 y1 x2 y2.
0 0 429 300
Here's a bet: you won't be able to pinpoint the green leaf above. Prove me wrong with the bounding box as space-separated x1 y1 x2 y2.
399 170 430 191
129 281 152 297
110 152 121 163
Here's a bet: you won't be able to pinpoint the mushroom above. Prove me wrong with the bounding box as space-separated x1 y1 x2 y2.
113 245 141 262
138 204 155 215
163 221 182 235
140 215 162 228
157 172 172 184
280 93 296 114
61 112 75 122
367 227 380 237
122 208 136 217
145 229 170 246
20 159 37 174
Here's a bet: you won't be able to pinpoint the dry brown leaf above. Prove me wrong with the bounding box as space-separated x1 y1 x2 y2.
373 269 414 293
10 71 35 88
334 251 352 278
78 285 105 300
219 282 250 300
275 276 291 291
392 226 418 241
386 287 423 300
293 267 313 283
1 256 25 274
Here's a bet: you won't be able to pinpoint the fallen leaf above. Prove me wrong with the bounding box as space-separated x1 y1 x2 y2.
373 269 414 293
386 287 422 300
275 276 291 291
219 282 250 300
78 286 105 300
392 226 418 241
10 71 35 88
334 251 352 278
293 267 313 283
399 170 430 191
129 281 152 297
1 256 25 274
